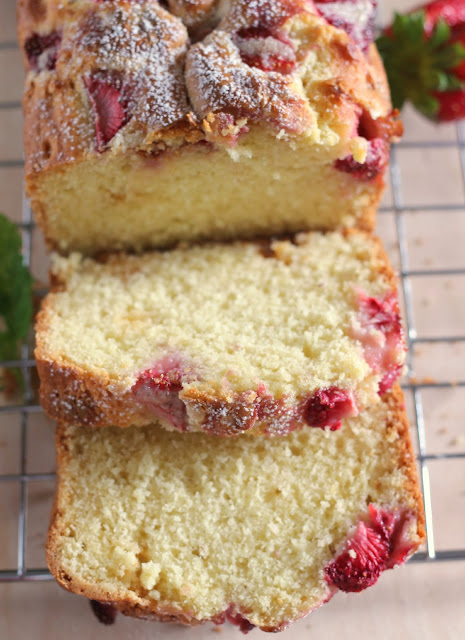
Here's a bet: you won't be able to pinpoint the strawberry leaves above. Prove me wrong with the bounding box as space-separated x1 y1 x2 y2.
376 9 465 120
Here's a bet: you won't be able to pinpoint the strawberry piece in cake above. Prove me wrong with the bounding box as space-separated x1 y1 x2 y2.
325 504 416 592
335 109 403 181
352 290 405 395
235 26 297 73
315 0 377 52
132 355 189 430
24 31 61 71
304 387 358 431
84 75 129 150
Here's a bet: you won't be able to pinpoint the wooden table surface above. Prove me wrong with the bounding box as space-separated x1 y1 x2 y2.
1 1 464 638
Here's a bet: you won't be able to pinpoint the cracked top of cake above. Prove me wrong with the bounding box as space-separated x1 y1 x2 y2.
18 0 399 175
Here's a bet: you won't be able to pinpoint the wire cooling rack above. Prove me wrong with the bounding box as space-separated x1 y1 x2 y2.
1 18 465 583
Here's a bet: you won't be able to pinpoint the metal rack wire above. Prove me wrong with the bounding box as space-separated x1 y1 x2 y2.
1 27 465 584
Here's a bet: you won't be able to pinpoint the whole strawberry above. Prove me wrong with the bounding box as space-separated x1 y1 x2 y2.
376 0 465 121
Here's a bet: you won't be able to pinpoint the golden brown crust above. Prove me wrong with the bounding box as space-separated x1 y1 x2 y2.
167 0 219 29
35 294 149 426
342 228 398 292
46 385 425 631
35 356 143 427
354 192 379 232
382 384 426 544
19 3 393 174
20 0 192 179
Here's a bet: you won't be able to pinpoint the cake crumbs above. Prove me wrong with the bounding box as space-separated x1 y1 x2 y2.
449 435 465 448
409 376 436 385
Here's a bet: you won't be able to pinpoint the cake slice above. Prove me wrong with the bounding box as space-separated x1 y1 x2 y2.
18 0 401 254
47 386 425 632
36 231 406 436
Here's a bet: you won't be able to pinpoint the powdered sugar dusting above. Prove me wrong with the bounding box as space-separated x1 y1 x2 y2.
22 0 381 164
186 30 312 134
67 3 190 133
167 0 218 28
237 34 294 60
220 0 315 32
25 79 94 172
315 1 377 51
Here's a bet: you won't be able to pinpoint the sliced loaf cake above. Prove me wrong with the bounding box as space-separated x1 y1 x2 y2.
36 231 405 436
47 386 425 632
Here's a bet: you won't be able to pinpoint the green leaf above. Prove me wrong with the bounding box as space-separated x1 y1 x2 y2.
429 19 451 49
376 9 465 120
434 71 450 91
415 93 440 120
0 213 33 373
391 10 427 43
447 75 464 90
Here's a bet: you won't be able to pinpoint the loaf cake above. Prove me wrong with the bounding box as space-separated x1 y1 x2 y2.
47 386 425 632
18 0 401 254
35 231 406 436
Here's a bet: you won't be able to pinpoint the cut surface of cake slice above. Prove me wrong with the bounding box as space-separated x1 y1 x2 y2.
36 231 406 435
18 0 401 254
47 386 425 632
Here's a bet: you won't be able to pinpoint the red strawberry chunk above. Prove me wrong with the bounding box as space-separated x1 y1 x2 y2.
325 505 414 593
304 387 358 430
353 291 404 395
236 26 297 74
132 355 189 430
357 292 402 336
226 610 256 634
378 364 403 396
24 31 61 72
90 600 117 625
335 138 388 181
335 108 399 181
325 520 389 591
84 75 127 151
136 368 183 393
315 0 377 52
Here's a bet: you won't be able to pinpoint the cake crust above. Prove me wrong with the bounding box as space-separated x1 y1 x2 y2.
46 385 425 632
